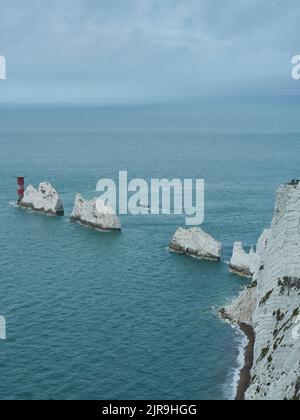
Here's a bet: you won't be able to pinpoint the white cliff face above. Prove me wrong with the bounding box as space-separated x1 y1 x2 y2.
20 182 64 216
229 242 256 278
224 183 300 400
170 227 222 261
71 194 121 231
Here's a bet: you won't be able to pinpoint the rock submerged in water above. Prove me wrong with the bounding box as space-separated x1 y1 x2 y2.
19 182 64 216
170 227 222 261
229 242 256 278
71 194 121 232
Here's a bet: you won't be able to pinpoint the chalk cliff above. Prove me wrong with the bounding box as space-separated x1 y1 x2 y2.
71 194 121 231
223 182 300 400
170 227 222 261
229 242 257 278
19 182 64 216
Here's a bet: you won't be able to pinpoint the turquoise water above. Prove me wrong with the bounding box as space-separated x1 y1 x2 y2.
0 97 300 400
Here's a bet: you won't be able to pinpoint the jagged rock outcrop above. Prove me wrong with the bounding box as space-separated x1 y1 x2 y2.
71 194 121 232
170 227 222 261
223 182 300 400
19 182 64 216
229 242 256 278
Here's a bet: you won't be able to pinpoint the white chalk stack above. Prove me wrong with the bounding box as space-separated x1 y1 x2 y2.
170 227 222 261
71 194 122 232
19 182 64 216
229 242 256 278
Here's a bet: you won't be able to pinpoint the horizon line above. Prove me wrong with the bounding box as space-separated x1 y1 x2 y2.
1 94 300 106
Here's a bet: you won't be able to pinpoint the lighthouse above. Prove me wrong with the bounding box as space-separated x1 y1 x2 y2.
17 176 25 203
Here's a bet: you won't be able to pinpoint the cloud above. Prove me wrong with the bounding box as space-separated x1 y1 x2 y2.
0 0 299 100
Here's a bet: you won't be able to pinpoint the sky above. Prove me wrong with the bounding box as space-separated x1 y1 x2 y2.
0 0 300 101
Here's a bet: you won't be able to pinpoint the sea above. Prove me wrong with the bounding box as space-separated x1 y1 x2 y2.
0 96 300 400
